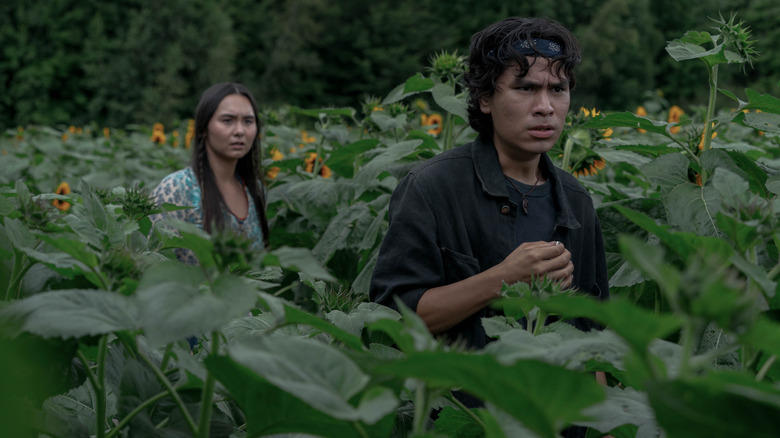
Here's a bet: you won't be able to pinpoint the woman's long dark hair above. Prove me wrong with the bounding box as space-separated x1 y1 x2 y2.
191 82 270 248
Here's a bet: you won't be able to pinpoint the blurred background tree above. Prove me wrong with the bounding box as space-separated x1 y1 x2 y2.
0 0 776 129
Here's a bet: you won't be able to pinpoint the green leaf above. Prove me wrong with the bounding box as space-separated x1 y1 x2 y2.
582 112 674 137
433 406 484 438
352 139 422 199
403 73 435 93
289 106 356 118
382 73 435 104
743 88 780 115
576 386 657 436
263 246 336 282
376 354 603 438
367 298 438 353
135 261 257 346
326 138 381 178
207 355 393 437
326 302 401 338
743 112 780 133
0 289 139 339
647 374 780 438
43 379 118 437
431 83 468 122
312 202 373 262
157 219 216 270
613 205 732 263
37 234 99 269
741 317 780 358
370 111 407 132
224 336 396 423
766 175 780 196
281 305 365 351
519 293 682 354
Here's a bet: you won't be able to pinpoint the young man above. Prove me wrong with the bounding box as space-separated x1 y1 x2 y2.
370 17 609 349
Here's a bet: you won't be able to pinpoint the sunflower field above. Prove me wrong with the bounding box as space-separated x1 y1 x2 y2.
2 16 780 438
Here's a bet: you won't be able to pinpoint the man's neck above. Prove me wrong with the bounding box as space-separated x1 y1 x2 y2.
498 153 545 185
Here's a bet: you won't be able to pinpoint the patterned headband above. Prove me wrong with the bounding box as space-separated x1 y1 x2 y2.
488 38 562 59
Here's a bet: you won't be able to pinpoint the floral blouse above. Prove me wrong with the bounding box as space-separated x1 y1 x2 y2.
150 167 265 264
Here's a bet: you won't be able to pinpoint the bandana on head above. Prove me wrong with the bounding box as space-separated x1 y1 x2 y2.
488 38 562 59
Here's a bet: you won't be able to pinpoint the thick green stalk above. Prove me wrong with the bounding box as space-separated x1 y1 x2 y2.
412 382 428 435
755 355 777 382
197 331 220 438
105 391 169 438
78 336 110 438
702 63 719 154
137 343 198 434
561 137 574 174
443 113 454 151
5 249 30 301
446 392 485 429
351 422 370 438
96 336 109 438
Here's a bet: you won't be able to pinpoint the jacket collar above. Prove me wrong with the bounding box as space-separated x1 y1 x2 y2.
472 135 581 230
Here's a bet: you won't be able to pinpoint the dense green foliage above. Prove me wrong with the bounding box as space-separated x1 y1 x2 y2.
3 0 779 129
2 11 780 438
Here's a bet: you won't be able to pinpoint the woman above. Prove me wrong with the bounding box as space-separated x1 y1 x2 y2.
151 82 270 264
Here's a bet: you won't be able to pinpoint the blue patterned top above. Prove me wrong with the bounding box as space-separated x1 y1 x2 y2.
150 167 265 264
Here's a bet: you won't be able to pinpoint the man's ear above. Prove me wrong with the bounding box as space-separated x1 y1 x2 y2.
478 95 491 114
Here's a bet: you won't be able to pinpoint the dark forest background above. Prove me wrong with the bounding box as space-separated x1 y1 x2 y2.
1 0 778 129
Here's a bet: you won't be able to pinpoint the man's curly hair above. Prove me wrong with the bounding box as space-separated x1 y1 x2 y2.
464 17 581 139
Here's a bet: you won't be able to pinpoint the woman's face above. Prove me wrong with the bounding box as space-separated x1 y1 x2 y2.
204 94 257 165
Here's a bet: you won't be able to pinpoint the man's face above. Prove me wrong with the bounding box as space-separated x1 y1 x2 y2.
479 57 570 161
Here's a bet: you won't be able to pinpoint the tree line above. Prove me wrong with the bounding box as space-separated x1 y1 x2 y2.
1 0 777 130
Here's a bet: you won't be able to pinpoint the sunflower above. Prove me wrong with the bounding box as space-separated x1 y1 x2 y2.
150 123 167 144
266 166 281 180
52 182 72 211
573 157 606 178
422 113 443 136
304 153 332 178
668 105 684 134
270 148 284 161
301 130 316 144
184 119 195 149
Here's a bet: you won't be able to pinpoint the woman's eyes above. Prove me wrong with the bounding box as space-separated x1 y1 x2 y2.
221 118 255 125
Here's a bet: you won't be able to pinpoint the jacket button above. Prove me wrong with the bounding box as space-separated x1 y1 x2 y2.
500 205 510 215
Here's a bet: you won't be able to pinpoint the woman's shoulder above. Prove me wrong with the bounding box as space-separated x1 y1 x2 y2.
152 167 199 205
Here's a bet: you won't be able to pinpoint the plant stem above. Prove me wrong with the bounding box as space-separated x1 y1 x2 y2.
79 336 110 438
412 381 428 435
96 335 109 438
160 343 173 372
137 342 198 435
5 250 27 301
679 321 696 378
444 113 454 151
561 137 574 173
105 391 169 438
702 64 719 153
197 331 220 438
755 355 777 382
352 421 370 438
446 391 485 428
